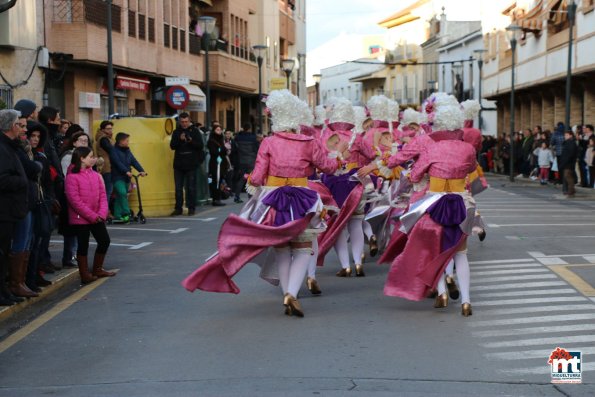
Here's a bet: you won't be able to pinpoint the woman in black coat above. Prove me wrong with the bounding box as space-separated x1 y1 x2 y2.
207 124 230 206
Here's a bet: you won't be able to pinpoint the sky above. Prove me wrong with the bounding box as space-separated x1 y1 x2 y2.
306 0 388 52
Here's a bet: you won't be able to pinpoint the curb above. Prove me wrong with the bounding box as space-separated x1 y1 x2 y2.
0 268 79 323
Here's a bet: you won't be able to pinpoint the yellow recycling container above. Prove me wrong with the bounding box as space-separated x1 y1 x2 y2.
92 117 178 217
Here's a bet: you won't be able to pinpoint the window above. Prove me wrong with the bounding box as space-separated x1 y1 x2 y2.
164 24 170 47
274 41 278 70
266 36 271 67
84 0 121 32
128 9 136 37
138 14 146 40
148 17 155 42
0 85 13 109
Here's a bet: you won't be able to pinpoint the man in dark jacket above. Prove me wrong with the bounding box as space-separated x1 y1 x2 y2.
230 123 259 203
170 113 205 216
521 129 534 177
0 109 29 305
559 130 578 197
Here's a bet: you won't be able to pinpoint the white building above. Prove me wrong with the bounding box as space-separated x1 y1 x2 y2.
437 24 498 134
319 60 384 105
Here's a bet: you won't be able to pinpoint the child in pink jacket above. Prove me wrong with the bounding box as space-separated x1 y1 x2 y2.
65 147 115 284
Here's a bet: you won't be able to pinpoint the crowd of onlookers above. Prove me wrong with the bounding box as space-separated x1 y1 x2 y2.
478 123 595 197
0 100 144 306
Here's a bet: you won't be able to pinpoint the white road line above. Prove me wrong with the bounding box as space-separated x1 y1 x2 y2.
130 242 153 250
472 268 550 277
473 289 578 298
472 304 593 316
50 240 153 250
108 226 189 234
486 215 590 218
530 253 595 258
480 209 583 212
487 346 595 361
488 223 595 227
468 313 595 327
500 362 595 375
470 263 543 269
469 258 536 265
474 323 595 338
473 274 558 283
508 235 595 239
471 281 568 291
484 335 595 349
535 257 568 265
473 296 587 307
527 251 545 257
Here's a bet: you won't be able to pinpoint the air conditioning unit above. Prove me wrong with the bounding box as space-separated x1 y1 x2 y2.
0 0 38 49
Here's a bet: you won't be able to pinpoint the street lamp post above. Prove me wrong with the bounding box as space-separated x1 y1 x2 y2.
252 44 268 135
506 24 521 182
282 58 295 91
197 16 216 131
313 73 321 106
473 48 488 131
565 0 577 130
107 0 114 116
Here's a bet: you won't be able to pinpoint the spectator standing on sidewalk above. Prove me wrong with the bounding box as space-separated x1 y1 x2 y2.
26 122 60 292
0 110 29 306
521 129 534 177
533 141 554 185
550 122 565 183
580 125 593 187
10 114 42 298
109 133 147 223
207 124 229 207
559 130 578 197
586 135 595 188
65 147 114 284
169 113 204 216
94 121 115 206
230 122 259 203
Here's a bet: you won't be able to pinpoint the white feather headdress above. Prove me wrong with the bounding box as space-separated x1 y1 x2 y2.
328 97 355 125
266 89 310 132
367 95 389 121
460 99 481 121
352 105 367 134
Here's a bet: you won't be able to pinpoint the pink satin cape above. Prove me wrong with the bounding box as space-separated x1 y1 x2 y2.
182 213 313 294
316 184 364 266
383 214 467 301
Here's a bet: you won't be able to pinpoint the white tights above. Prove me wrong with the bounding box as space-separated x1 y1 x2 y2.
454 251 470 304
307 239 318 278
334 229 351 269
275 246 313 298
362 220 374 240
445 259 454 277
347 217 365 265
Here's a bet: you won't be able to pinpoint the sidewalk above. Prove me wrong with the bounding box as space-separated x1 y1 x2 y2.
0 267 79 322
486 172 595 198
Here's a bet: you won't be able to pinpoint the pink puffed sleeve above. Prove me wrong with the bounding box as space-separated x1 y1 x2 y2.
354 134 377 161
409 151 431 183
311 140 339 174
387 138 423 168
249 138 271 187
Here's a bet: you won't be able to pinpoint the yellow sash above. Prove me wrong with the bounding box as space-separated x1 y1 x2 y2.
429 177 466 192
266 176 308 187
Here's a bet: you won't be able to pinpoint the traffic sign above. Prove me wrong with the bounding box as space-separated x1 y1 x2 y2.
166 85 190 110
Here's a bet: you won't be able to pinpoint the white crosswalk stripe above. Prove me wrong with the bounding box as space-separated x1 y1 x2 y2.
463 256 595 377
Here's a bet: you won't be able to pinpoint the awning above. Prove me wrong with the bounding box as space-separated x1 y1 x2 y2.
116 74 150 92
349 69 387 83
183 84 206 100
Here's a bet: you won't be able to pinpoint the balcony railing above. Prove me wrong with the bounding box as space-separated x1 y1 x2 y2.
53 0 121 32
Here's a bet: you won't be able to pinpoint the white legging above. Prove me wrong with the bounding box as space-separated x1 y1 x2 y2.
445 259 454 277
275 246 312 298
347 217 365 265
454 251 470 304
362 220 374 240
307 239 319 278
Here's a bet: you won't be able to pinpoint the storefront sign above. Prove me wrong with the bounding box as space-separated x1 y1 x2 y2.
116 74 150 92
166 76 190 86
166 85 190 110
270 78 287 91
78 92 101 109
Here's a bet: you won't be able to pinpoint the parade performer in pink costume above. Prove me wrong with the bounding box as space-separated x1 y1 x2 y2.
385 99 477 316
182 90 342 317
316 98 378 277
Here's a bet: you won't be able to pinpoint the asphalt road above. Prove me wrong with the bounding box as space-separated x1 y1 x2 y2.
1 175 595 396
